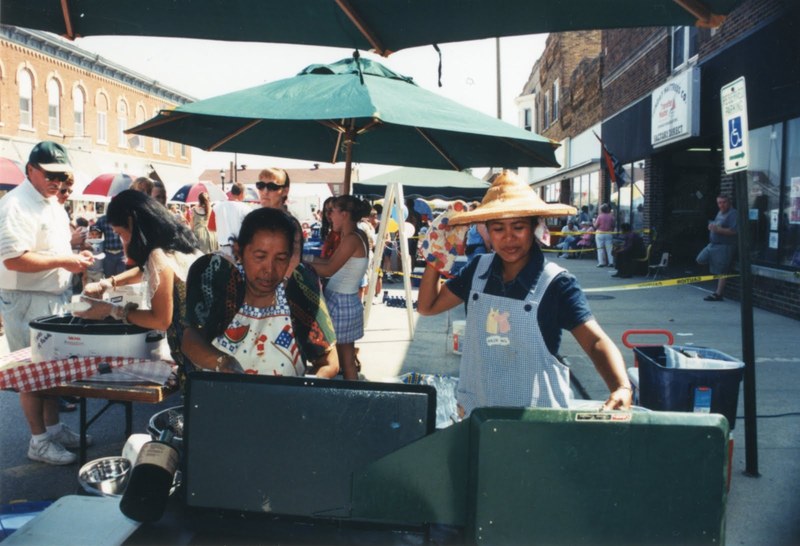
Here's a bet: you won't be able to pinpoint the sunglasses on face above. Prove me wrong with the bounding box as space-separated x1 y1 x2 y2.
256 181 282 192
59 187 73 195
36 166 70 183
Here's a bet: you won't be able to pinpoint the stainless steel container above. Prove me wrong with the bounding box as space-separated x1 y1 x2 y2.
78 456 131 497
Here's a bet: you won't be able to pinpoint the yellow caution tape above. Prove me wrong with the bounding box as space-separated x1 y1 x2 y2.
551 228 652 237
380 263 736 289
583 274 738 293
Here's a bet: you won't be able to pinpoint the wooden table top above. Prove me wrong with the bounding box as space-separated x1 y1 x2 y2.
42 380 178 404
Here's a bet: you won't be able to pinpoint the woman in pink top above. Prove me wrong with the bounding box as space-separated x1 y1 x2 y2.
593 203 616 267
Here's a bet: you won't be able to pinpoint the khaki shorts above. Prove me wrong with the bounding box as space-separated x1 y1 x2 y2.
696 243 735 275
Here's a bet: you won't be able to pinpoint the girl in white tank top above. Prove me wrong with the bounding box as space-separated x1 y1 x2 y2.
306 196 373 380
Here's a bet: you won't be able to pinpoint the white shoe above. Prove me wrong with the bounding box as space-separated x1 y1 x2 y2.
28 438 77 465
50 424 92 449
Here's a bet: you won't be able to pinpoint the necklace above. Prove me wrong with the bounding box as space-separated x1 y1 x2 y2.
244 291 276 309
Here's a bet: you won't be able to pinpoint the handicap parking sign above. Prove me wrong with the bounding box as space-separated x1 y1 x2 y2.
721 77 748 174
728 117 743 149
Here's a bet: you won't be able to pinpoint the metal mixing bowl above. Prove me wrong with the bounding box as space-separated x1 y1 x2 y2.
78 456 131 497
147 405 184 449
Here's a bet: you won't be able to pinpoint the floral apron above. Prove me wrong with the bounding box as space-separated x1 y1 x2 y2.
211 283 304 376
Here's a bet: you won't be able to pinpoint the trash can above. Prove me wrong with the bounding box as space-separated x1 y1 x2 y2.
634 345 744 429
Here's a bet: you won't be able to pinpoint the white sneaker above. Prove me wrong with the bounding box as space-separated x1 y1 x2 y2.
50 424 92 449
28 438 77 465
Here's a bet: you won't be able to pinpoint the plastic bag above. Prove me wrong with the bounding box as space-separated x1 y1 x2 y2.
399 372 460 428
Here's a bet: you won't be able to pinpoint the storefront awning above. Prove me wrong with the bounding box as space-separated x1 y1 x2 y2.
530 158 600 189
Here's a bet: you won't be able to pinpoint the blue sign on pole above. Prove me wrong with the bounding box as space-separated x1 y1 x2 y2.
728 117 743 149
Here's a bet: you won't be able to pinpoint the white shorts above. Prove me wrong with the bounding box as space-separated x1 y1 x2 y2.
0 289 70 351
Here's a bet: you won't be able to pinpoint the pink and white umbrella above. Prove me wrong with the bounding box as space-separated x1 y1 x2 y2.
0 158 26 190
81 173 133 199
171 182 227 203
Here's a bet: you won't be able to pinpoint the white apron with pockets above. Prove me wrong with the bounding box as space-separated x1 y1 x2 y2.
457 255 571 417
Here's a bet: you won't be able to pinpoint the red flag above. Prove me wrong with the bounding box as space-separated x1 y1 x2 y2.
593 131 625 188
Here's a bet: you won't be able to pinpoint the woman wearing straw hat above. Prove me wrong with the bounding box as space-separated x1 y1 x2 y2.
418 172 632 418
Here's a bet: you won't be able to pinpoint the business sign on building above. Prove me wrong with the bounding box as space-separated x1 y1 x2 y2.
650 68 700 148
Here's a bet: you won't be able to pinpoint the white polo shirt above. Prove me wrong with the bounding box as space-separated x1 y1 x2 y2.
0 179 73 293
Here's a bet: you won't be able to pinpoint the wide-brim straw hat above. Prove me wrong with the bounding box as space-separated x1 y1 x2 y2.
449 171 577 225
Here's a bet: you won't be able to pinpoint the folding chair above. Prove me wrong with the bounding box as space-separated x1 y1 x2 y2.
648 252 670 280
633 243 652 275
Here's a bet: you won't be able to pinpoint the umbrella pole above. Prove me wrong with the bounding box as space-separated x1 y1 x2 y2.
343 128 355 195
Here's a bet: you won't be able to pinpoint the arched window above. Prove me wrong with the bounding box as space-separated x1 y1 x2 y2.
117 99 128 147
48 79 61 134
73 87 85 137
19 69 33 129
97 93 108 144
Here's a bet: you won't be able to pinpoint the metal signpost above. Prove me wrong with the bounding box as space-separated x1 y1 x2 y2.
721 77 758 476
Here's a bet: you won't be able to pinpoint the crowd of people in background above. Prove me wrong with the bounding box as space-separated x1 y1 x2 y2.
0 140 659 468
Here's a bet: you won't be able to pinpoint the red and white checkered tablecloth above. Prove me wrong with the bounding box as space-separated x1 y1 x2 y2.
0 347 155 393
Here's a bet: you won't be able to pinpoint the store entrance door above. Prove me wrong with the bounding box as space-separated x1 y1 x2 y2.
662 148 722 266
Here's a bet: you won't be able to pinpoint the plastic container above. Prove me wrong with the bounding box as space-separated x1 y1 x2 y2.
411 267 425 288
634 345 744 429
451 320 466 355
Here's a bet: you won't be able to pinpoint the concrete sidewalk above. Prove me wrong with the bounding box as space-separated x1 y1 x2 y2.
360 256 800 545
1 256 798 543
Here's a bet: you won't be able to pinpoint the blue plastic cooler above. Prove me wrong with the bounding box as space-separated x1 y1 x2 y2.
634 345 744 429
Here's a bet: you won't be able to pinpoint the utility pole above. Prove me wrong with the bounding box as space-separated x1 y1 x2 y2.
495 37 502 120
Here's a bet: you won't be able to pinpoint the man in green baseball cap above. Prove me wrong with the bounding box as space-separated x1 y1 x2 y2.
0 141 95 465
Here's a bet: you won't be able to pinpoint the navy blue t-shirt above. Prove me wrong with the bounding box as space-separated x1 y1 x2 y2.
445 248 593 356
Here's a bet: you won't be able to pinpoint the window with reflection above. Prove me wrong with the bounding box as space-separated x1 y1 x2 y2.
746 119 799 269
47 79 61 134
780 120 799 267
19 69 33 129
97 93 108 144
73 87 85 137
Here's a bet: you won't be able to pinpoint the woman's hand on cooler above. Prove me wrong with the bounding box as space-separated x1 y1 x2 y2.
72 297 114 321
602 385 633 410
83 277 113 298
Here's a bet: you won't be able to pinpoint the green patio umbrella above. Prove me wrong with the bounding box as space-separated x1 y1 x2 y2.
127 56 559 194
3 0 742 55
354 167 490 200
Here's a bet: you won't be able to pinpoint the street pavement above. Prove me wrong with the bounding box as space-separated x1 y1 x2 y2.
1 254 798 544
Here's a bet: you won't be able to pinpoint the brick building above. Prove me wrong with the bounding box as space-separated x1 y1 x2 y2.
519 0 800 319
0 26 194 194
600 0 800 319
517 31 604 223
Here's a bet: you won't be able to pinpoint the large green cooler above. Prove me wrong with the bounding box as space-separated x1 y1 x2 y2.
354 407 729 545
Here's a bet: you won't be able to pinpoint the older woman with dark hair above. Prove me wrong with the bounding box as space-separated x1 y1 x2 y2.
77 190 203 373
181 207 339 377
